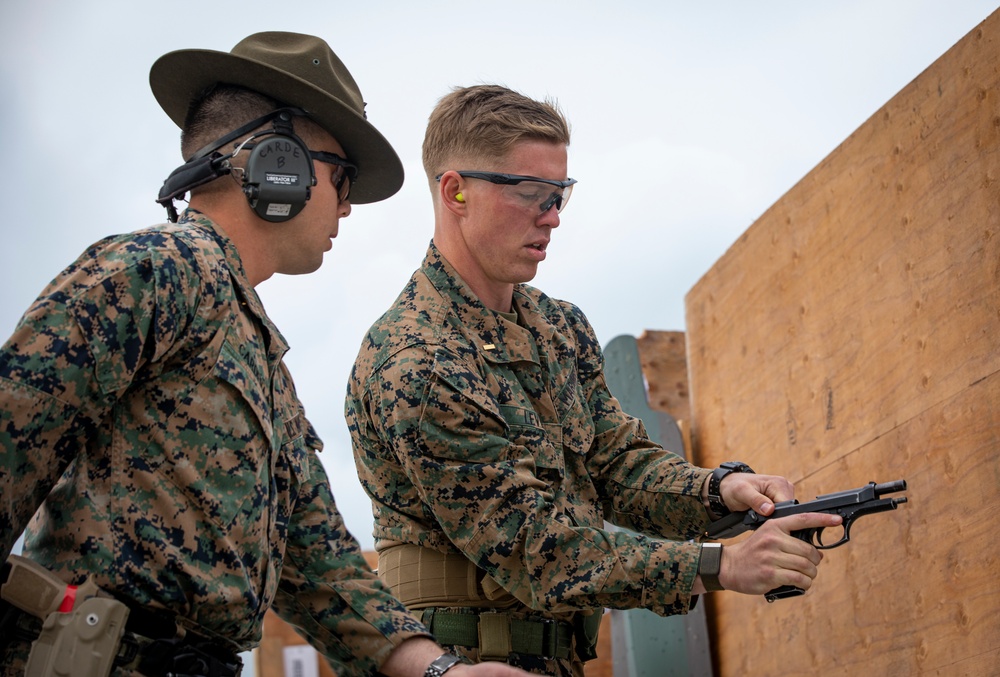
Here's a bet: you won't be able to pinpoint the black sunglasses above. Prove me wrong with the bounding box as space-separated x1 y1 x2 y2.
311 150 358 202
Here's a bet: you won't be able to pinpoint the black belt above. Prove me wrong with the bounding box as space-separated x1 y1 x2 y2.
129 633 243 677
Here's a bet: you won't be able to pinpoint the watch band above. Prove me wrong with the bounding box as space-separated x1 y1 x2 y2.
707 461 755 518
699 542 725 591
424 653 462 677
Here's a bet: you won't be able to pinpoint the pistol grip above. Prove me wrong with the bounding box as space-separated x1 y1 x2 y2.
3 555 70 617
765 585 805 602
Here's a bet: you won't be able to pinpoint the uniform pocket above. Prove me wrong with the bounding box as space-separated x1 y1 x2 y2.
498 403 563 478
419 349 510 463
420 349 567 479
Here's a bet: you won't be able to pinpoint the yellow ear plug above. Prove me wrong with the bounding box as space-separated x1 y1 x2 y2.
455 192 465 202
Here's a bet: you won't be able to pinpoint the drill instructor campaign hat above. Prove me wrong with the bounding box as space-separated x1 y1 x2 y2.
149 31 403 204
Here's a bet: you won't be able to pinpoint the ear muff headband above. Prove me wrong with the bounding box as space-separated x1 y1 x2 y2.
156 108 317 223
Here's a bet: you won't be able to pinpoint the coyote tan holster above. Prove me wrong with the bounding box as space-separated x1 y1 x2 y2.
2 555 129 677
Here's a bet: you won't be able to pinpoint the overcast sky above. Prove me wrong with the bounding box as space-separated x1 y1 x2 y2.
1 1 995 553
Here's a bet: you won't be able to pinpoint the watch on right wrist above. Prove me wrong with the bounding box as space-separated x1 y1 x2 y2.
707 461 755 518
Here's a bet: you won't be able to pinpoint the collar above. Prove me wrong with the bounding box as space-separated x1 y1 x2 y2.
420 241 541 366
179 208 289 363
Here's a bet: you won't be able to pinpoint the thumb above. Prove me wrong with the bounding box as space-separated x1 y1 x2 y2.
727 475 795 515
754 493 776 516
735 485 775 515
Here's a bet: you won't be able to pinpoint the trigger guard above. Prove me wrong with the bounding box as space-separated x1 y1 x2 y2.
815 521 850 550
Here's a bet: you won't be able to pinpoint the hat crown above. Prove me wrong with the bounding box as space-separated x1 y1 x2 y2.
230 32 365 118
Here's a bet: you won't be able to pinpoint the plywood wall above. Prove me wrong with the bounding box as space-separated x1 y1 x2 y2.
683 9 999 677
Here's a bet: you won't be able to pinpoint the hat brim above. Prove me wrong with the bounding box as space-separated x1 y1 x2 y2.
149 49 403 204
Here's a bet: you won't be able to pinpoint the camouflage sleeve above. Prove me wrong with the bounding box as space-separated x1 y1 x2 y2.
561 300 714 539
272 450 431 676
0 234 201 558
363 342 703 617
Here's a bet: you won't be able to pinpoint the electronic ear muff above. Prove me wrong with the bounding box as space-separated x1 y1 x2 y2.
455 192 465 203
157 108 317 223
241 123 315 222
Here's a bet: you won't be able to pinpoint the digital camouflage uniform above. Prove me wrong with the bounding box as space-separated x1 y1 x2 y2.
0 210 429 675
346 242 714 676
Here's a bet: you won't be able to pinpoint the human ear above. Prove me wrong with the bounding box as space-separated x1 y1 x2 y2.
438 171 467 216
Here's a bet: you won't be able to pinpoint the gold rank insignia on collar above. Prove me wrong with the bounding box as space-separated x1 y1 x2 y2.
483 343 496 351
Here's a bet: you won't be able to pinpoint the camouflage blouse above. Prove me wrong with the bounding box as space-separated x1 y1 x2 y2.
0 210 427 673
347 242 713 619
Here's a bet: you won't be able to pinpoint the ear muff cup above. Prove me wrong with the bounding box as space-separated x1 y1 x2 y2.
242 134 316 222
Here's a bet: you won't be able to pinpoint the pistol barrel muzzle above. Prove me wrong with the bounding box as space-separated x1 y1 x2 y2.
874 480 907 495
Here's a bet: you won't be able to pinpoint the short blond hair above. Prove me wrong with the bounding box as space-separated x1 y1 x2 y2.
422 84 571 181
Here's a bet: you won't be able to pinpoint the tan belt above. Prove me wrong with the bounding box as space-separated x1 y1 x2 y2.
378 544 519 609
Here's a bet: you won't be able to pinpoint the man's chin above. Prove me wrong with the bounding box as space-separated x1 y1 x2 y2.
514 264 540 284
280 257 324 277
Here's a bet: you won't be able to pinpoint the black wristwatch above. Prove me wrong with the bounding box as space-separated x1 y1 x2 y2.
424 653 462 677
707 461 755 518
699 542 725 592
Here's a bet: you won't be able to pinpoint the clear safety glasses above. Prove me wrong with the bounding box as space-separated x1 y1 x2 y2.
437 171 577 214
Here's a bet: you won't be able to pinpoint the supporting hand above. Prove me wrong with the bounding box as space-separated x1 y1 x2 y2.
714 472 795 516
